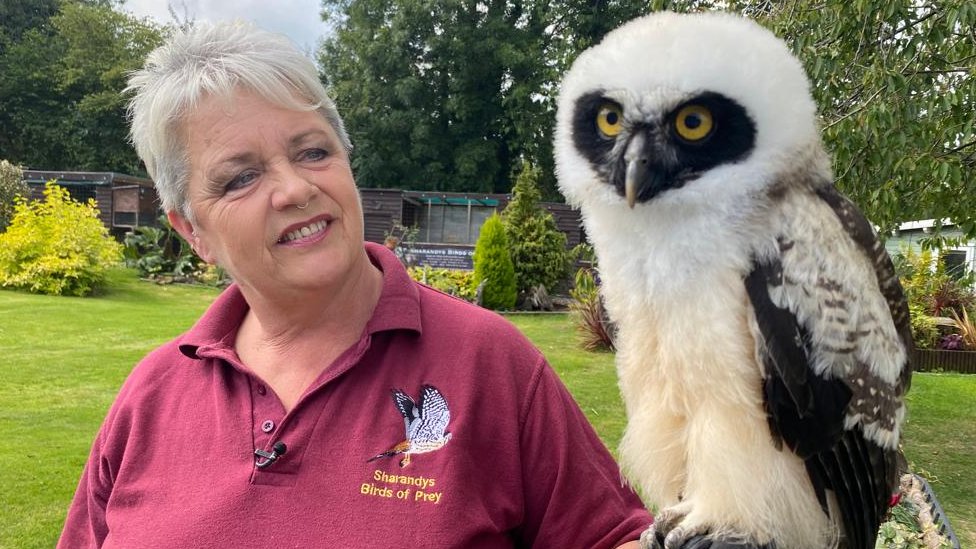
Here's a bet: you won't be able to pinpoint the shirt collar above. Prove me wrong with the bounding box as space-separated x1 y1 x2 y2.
179 241 422 360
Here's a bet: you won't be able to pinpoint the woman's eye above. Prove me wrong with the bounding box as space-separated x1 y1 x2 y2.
299 148 328 162
227 170 258 191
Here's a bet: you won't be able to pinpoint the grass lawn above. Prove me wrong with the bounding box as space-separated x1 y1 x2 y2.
0 271 972 548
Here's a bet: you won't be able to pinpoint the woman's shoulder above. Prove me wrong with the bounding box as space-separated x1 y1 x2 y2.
112 337 200 404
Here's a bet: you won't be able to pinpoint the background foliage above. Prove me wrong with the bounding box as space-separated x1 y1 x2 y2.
0 182 122 296
0 0 163 173
407 265 477 301
0 159 28 231
122 215 208 282
894 247 976 349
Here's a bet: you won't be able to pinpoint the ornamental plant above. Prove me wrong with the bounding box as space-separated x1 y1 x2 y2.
895 247 975 316
0 159 29 232
569 266 616 351
407 266 476 302
501 161 572 299
473 213 517 310
0 182 122 296
909 303 939 350
123 215 206 281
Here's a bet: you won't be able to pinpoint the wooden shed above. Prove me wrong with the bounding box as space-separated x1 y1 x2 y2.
358 188 585 270
22 170 161 238
360 188 584 248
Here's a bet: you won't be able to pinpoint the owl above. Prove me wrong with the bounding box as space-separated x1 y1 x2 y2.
554 12 911 549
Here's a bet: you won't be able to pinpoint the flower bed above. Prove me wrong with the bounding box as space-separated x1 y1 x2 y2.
877 474 960 549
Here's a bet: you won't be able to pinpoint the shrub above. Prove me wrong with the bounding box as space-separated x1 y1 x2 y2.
0 159 29 232
896 247 974 316
501 161 571 299
473 213 517 310
0 182 122 296
123 215 207 281
909 303 940 350
407 266 476 301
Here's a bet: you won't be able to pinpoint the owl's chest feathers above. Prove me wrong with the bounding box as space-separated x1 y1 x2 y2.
596 209 769 401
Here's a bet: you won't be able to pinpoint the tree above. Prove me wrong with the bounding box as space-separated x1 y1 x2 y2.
473 213 518 309
0 1 163 173
51 2 164 173
0 0 60 49
0 9 66 165
0 159 28 231
648 0 975 238
319 0 646 198
502 160 571 297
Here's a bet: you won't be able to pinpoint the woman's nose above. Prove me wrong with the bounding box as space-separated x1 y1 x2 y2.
269 163 316 211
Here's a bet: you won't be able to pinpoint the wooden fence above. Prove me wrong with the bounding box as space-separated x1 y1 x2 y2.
911 349 976 374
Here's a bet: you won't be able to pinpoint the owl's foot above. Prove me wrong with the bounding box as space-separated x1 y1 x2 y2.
664 534 774 549
639 508 774 549
638 507 687 549
642 531 774 549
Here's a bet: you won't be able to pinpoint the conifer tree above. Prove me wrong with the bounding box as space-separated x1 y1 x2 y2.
502 161 571 297
473 213 517 310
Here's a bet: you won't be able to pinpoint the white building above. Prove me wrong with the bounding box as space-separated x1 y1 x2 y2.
884 219 976 278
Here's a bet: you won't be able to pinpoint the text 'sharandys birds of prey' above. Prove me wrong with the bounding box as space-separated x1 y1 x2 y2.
555 11 912 549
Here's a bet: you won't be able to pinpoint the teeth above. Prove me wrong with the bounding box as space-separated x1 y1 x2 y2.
281 220 328 243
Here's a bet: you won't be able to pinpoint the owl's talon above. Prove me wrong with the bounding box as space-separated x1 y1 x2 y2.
667 532 777 549
664 525 709 549
639 523 664 549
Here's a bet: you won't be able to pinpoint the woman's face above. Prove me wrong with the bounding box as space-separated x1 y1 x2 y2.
170 89 365 296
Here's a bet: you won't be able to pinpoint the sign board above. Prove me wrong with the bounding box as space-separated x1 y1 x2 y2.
401 243 475 270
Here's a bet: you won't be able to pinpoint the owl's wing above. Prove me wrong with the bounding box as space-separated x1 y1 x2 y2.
744 184 911 548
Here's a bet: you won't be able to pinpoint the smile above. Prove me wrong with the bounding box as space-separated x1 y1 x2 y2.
278 219 329 243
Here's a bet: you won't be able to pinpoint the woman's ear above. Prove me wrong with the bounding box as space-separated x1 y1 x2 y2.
167 211 215 264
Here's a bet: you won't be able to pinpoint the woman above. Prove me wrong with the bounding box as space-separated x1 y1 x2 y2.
58 21 651 548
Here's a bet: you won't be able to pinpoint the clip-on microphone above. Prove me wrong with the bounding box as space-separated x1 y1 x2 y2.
254 441 287 469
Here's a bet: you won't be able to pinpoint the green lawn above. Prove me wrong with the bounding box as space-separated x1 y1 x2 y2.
0 271 973 548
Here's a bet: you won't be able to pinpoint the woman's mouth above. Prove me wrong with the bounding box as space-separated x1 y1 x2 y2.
278 219 329 244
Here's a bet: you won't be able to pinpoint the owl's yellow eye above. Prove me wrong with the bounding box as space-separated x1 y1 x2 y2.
596 103 624 137
674 105 714 142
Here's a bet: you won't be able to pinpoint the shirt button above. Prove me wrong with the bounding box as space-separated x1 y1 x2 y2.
256 384 267 396
261 420 275 433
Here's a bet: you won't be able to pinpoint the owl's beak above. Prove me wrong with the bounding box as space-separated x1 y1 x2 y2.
624 133 647 208
623 132 666 208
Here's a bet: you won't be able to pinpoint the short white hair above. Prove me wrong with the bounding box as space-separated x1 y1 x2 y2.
126 21 351 218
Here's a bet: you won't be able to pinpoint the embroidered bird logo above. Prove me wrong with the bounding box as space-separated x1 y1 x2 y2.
368 385 452 467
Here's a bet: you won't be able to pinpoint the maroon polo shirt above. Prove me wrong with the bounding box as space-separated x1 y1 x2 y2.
58 243 651 548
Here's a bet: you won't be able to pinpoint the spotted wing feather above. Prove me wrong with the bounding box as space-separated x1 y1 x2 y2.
746 182 911 548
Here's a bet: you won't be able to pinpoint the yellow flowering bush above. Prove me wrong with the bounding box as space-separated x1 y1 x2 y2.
0 182 122 296
407 266 476 302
